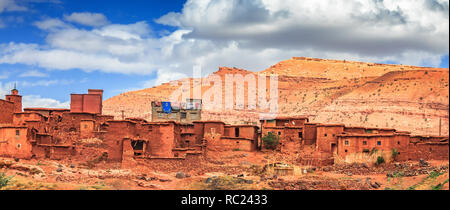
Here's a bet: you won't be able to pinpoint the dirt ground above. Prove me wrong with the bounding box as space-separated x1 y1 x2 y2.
1 151 448 190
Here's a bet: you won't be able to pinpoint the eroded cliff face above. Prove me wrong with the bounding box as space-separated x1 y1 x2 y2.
103 57 449 136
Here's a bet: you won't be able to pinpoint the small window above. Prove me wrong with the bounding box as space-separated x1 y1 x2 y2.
345 149 348 153
363 141 367 145
324 133 328 137
181 112 187 119
235 127 240 138
332 134 335 137
377 141 382 146
16 130 20 136
397 141 400 145
345 141 349 145
298 132 303 138
278 132 282 136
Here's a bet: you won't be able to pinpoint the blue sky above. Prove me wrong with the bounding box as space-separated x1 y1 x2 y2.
0 0 448 108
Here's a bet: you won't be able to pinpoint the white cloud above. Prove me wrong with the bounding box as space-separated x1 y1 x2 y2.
19 79 73 87
0 0 448 90
1 81 69 109
22 95 69 108
33 18 72 31
64 12 109 27
0 0 27 13
19 70 49 77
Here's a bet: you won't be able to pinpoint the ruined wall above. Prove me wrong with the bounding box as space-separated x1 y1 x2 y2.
280 127 303 153
80 120 95 139
0 99 14 124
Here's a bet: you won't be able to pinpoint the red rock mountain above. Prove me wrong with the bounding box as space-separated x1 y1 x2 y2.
103 57 449 136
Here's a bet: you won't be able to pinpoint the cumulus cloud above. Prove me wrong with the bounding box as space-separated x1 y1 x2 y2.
64 12 110 27
0 0 449 90
22 95 69 108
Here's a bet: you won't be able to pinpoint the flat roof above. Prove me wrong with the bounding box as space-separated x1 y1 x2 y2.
193 121 226 124
316 124 345 127
338 133 409 137
225 124 258 128
24 108 70 111
0 125 28 129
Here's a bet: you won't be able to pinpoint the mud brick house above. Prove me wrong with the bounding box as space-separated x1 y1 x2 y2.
261 116 449 165
70 89 103 114
0 87 448 167
151 99 202 124
260 117 310 153
191 121 259 152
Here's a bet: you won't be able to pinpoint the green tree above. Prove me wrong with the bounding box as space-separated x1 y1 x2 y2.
262 133 280 150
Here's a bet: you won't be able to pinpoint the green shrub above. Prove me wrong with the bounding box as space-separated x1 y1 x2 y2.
391 149 399 160
370 148 378 156
262 133 280 150
0 173 13 189
375 156 385 166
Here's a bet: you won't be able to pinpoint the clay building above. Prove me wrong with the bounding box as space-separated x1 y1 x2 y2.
261 116 449 165
70 89 103 114
0 87 448 167
0 88 22 124
260 117 309 152
151 99 202 124
23 108 70 118
0 125 31 159
193 121 258 152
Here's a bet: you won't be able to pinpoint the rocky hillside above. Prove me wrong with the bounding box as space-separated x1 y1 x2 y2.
103 57 449 136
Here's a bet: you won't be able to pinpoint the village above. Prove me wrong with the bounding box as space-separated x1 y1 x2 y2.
0 87 449 190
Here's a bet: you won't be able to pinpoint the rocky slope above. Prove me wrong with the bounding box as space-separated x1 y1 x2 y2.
103 57 449 136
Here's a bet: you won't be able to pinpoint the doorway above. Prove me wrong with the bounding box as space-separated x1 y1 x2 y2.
331 143 337 154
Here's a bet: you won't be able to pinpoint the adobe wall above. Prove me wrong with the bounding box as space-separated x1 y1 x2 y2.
225 126 258 140
70 93 102 114
83 94 102 114
0 99 14 124
337 134 409 159
316 125 345 153
280 127 303 153
102 121 136 161
5 95 22 113
406 142 449 161
147 123 176 158
217 137 256 151
80 120 95 139
303 124 317 145
13 113 45 126
0 127 32 159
